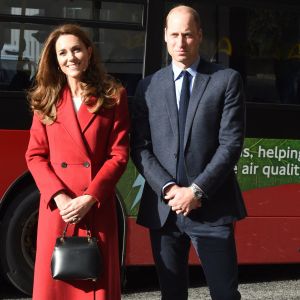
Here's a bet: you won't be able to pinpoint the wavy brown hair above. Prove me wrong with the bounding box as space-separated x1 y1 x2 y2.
28 24 121 124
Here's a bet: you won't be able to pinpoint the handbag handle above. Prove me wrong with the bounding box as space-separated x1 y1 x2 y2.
60 223 93 242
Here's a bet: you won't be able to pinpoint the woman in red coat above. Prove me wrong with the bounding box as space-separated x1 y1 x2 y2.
25 24 129 300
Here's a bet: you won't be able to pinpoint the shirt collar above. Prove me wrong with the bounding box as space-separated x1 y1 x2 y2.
172 56 200 81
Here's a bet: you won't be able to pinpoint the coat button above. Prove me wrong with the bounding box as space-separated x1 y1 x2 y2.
61 162 68 168
174 153 177 159
83 161 90 168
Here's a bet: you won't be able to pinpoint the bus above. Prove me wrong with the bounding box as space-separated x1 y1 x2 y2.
0 0 299 295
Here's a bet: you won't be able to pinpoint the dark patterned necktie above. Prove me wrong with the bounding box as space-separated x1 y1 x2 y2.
177 71 190 186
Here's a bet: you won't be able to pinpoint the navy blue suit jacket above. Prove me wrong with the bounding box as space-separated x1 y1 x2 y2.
130 59 247 229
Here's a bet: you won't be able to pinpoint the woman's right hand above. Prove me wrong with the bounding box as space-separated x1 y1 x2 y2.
53 192 72 211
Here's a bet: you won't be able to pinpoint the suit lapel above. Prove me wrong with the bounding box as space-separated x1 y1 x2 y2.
163 66 179 140
184 68 210 148
56 87 89 158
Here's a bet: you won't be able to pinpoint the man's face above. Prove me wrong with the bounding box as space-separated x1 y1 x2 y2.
165 9 202 69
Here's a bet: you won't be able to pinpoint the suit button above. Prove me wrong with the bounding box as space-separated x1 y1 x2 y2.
174 153 177 159
83 161 90 168
61 162 68 168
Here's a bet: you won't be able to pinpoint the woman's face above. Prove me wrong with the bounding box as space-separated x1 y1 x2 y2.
55 34 92 80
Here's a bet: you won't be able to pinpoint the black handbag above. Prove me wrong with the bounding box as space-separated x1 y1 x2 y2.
51 223 102 281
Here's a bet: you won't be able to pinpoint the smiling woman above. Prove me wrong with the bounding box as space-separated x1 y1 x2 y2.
55 34 92 83
28 24 122 125
25 24 130 300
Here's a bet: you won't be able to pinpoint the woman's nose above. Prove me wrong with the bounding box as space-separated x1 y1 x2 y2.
67 51 75 60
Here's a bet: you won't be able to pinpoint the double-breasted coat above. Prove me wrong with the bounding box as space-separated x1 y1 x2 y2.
26 86 130 300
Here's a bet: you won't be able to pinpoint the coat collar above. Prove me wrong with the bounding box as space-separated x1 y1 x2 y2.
56 86 94 158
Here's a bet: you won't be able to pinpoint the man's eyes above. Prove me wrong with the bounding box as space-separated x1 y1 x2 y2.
170 33 192 38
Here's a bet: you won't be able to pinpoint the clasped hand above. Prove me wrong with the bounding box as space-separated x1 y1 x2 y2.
164 184 201 216
54 193 97 223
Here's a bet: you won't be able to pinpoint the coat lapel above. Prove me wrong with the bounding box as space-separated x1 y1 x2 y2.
77 100 97 133
163 66 179 140
56 87 89 158
184 67 210 148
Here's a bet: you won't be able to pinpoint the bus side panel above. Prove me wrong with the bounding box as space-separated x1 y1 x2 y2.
0 130 30 197
243 185 300 217
125 216 300 266
125 217 154 265
235 217 300 264
125 218 202 265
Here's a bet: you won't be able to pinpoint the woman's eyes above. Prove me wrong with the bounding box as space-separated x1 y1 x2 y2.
58 48 82 56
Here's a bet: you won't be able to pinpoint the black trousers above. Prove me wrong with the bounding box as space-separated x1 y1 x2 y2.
150 212 241 300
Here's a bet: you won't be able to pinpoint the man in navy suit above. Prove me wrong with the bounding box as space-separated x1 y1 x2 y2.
131 5 247 300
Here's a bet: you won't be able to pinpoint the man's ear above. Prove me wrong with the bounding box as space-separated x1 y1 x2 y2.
198 28 203 43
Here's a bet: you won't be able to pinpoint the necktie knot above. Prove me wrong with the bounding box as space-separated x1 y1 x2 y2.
181 71 190 97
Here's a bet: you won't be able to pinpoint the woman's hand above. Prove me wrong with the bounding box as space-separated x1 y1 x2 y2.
59 195 97 224
54 192 72 211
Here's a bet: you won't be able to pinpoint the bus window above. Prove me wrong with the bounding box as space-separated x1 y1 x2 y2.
0 0 144 24
0 25 144 94
163 1 299 105
0 0 145 96
0 1 145 129
0 24 39 91
97 28 144 96
222 5 300 105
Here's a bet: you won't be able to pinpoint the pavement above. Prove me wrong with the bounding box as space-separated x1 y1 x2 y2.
1 265 300 299
122 280 300 299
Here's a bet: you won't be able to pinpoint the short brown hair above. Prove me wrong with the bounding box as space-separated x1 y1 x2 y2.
165 5 202 30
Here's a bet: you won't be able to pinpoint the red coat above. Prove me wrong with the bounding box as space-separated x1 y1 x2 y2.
26 86 130 300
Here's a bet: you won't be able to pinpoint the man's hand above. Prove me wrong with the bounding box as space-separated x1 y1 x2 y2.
165 186 201 216
163 184 180 201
